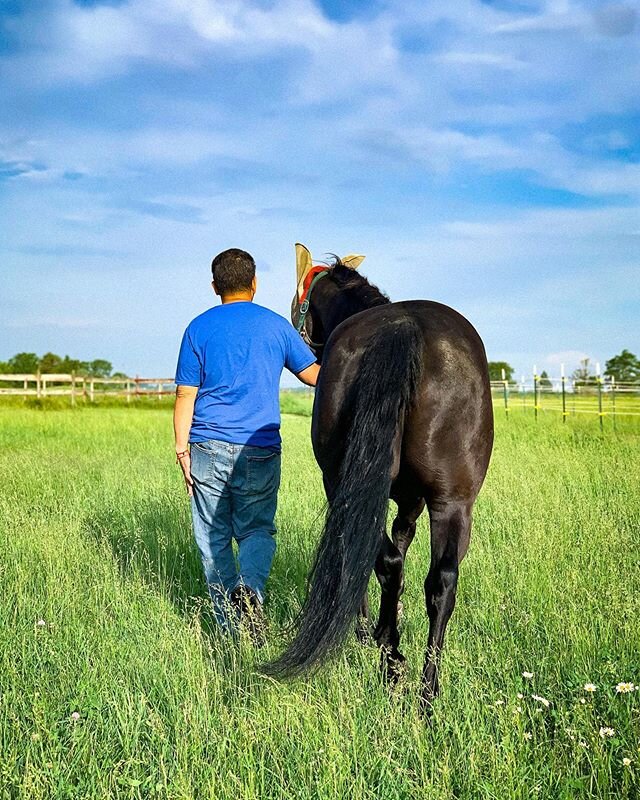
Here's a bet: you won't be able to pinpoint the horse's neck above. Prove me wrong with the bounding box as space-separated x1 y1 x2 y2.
319 285 388 341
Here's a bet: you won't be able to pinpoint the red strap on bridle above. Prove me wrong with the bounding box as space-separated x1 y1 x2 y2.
299 266 328 305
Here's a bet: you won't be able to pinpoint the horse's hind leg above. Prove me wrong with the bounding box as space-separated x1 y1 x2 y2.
421 500 472 710
392 496 425 589
373 498 425 676
355 591 371 643
373 535 405 680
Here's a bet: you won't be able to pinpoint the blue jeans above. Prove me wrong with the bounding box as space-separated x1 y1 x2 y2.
189 438 280 631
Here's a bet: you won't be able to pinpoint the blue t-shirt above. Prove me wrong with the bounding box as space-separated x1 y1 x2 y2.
175 302 316 450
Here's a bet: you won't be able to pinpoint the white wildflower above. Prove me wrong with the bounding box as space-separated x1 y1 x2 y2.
583 683 596 693
532 694 550 708
599 726 615 738
522 671 534 679
615 682 635 694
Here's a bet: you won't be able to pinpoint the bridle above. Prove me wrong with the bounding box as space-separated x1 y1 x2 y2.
295 267 328 350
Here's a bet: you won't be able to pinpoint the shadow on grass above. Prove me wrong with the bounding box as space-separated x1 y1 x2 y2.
82 501 220 628
82 497 324 641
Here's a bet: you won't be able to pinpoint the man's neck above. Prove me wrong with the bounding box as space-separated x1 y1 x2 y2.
221 293 253 304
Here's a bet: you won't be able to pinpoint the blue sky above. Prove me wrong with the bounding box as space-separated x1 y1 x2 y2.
1 0 638 382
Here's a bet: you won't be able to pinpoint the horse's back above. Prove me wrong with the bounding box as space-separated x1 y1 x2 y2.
316 300 494 501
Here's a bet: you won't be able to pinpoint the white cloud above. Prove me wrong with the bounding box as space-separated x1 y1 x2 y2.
435 51 527 70
544 350 591 366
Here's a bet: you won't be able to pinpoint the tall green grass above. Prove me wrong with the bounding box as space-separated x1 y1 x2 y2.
0 406 638 799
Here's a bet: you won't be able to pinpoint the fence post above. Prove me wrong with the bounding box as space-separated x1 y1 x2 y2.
23 377 28 396
611 376 616 432
501 368 509 418
158 381 162 402
90 379 95 403
561 363 567 423
36 371 41 399
126 380 131 404
42 375 47 398
596 362 603 432
533 366 538 421
71 371 76 407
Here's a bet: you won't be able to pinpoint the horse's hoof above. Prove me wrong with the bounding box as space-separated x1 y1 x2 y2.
380 649 406 685
419 669 439 717
355 620 373 645
418 694 435 722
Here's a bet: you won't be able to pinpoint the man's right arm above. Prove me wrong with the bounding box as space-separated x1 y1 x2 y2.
296 363 320 386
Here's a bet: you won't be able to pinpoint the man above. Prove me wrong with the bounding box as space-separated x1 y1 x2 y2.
174 248 319 638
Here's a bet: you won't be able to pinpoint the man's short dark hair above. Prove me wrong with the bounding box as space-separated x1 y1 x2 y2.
211 249 256 295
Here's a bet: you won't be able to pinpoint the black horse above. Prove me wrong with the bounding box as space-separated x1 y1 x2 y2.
266 251 494 709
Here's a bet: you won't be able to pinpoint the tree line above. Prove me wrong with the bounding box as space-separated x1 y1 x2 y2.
0 352 126 379
489 350 640 385
3 349 638 384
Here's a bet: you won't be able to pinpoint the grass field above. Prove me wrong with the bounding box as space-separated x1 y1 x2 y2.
1 402 639 799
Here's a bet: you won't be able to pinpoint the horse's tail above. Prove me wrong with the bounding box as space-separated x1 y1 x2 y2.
264 319 423 676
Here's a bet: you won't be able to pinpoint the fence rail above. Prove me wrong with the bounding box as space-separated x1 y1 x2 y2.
2 373 639 428
0 374 176 403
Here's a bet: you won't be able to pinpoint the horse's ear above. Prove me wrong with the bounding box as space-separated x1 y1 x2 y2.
342 253 365 269
296 242 313 300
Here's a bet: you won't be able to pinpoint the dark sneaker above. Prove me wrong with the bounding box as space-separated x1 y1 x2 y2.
230 585 268 647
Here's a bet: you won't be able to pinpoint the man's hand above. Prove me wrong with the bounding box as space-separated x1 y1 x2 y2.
297 363 320 387
177 451 193 497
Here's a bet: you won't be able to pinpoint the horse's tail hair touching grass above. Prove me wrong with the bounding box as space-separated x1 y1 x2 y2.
263 319 423 677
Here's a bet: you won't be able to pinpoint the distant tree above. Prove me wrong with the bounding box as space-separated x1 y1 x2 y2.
87 359 113 378
2 352 116 377
572 358 596 387
8 352 39 373
38 352 63 373
60 355 86 374
111 371 129 380
488 361 514 381
605 349 640 384
539 370 552 387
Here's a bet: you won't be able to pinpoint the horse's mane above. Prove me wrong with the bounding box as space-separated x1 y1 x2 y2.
326 257 390 310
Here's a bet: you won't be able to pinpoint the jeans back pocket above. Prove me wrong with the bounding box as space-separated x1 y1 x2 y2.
247 451 281 495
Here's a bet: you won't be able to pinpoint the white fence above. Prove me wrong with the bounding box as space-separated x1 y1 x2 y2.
490 375 640 426
0 374 176 402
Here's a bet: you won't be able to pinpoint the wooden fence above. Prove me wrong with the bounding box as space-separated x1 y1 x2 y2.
0 374 175 403
2 373 638 426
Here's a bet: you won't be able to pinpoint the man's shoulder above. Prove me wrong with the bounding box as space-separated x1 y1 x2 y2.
250 304 291 328
186 306 218 330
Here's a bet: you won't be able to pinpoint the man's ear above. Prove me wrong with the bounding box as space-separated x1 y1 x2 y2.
252 275 257 295
212 280 221 297
296 242 313 300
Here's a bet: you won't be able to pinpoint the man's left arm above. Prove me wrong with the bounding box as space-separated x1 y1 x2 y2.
296 363 320 386
174 385 198 496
